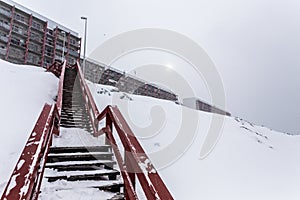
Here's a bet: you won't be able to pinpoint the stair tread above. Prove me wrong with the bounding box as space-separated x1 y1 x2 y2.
50 145 111 152
41 179 123 189
45 169 120 182
48 152 112 157
45 168 119 177
46 159 114 166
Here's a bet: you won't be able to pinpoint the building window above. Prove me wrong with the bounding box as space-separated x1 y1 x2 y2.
32 21 41 30
15 13 25 23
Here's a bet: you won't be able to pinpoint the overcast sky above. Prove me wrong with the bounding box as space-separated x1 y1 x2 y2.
12 0 300 134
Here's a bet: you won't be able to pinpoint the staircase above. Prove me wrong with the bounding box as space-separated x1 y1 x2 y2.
40 67 124 199
1 62 173 200
60 67 93 132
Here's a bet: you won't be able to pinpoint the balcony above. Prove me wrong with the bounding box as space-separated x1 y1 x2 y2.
14 18 29 27
12 27 27 37
55 55 63 61
0 35 8 43
68 50 79 57
0 48 6 55
57 35 66 41
0 21 10 30
55 45 67 53
0 8 12 18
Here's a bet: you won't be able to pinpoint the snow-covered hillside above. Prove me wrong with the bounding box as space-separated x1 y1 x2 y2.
1 60 300 199
0 60 58 194
88 82 300 200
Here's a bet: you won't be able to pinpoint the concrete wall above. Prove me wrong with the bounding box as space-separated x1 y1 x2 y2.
183 97 231 116
82 58 178 102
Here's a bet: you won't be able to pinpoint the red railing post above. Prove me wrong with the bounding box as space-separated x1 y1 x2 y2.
52 27 58 63
105 113 112 145
24 14 32 64
125 151 136 199
40 21 48 67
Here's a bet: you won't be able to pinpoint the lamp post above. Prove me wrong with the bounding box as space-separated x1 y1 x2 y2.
81 16 87 77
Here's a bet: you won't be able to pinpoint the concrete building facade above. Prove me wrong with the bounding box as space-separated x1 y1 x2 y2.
183 97 231 116
82 58 179 102
0 0 81 67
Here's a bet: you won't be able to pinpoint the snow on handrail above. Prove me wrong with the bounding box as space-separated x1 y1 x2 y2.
1 104 59 200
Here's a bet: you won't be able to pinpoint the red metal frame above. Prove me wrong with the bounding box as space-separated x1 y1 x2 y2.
5 6 15 60
40 21 48 67
52 27 58 63
65 32 70 64
24 14 32 64
1 104 59 200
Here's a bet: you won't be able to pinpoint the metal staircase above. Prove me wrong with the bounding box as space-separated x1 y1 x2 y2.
40 66 124 199
60 67 93 132
1 61 173 200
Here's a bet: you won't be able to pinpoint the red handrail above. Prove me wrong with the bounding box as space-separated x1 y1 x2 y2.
55 60 66 118
74 61 100 135
75 62 174 199
1 104 59 200
98 106 174 200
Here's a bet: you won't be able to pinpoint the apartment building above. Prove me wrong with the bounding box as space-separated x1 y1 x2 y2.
0 0 81 67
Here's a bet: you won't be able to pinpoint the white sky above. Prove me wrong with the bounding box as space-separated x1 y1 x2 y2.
12 0 300 134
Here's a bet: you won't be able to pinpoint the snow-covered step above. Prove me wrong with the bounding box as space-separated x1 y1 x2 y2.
60 118 92 123
60 121 92 126
40 181 124 199
49 145 112 153
46 160 116 171
41 179 123 193
44 168 120 182
60 113 90 117
47 152 114 162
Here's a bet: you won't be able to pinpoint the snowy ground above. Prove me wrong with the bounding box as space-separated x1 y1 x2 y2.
0 60 58 195
1 60 300 199
88 82 300 200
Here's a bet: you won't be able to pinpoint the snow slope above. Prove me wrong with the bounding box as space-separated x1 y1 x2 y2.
0 60 58 194
88 82 300 200
1 60 300 199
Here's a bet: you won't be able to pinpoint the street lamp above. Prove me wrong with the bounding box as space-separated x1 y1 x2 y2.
81 16 87 77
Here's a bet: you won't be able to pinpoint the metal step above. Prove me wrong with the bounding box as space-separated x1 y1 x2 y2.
45 169 120 182
45 160 116 171
47 152 113 163
49 146 112 153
